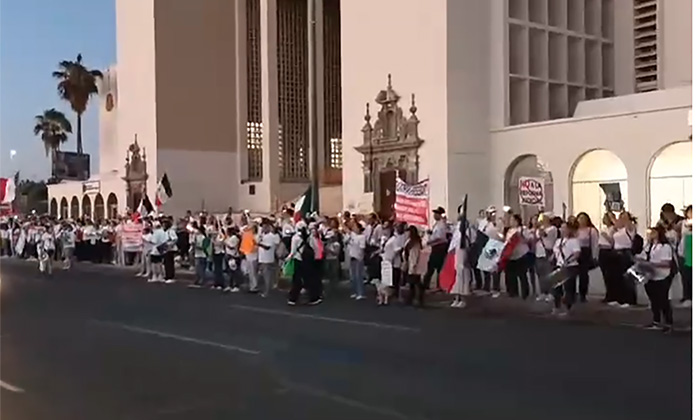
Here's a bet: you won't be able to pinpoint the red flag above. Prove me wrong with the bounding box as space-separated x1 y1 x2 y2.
498 234 521 272
439 251 457 293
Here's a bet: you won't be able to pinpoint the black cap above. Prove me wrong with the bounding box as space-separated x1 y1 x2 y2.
432 206 445 215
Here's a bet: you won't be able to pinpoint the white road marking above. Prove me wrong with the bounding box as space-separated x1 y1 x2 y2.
90 320 260 355
0 380 25 393
229 304 420 333
280 379 426 420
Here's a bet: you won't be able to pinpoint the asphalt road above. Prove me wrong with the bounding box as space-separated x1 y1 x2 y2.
0 259 692 420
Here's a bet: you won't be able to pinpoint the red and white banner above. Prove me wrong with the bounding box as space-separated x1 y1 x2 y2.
518 176 545 206
395 178 430 228
121 222 144 252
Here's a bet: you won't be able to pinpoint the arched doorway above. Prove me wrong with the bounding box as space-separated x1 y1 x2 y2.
70 197 80 219
49 198 58 218
94 194 105 221
649 141 692 221
82 195 92 219
60 198 69 219
107 193 119 219
571 149 628 228
504 154 554 223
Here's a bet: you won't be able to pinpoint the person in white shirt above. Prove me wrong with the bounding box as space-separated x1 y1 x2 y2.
534 213 557 301
38 226 55 275
147 222 169 283
286 221 323 306
0 223 10 257
346 221 367 300
550 220 582 315
137 224 153 278
211 227 227 289
611 211 639 307
257 221 281 297
224 226 242 292
504 214 531 299
163 218 179 283
60 223 76 269
423 207 450 291
363 213 382 284
598 213 616 304
575 212 599 303
478 206 503 297
447 214 476 308
639 226 675 331
190 224 209 287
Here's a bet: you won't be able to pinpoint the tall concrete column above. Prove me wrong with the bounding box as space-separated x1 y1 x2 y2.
234 0 249 185
259 0 280 211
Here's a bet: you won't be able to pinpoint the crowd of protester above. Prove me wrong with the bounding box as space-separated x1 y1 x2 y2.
0 202 692 332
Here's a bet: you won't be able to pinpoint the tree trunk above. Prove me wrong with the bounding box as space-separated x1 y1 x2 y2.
76 113 83 154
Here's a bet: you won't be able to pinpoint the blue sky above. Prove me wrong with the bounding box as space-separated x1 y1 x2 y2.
0 0 116 180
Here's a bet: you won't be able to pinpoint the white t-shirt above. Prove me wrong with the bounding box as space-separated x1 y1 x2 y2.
643 243 673 280
535 226 557 258
225 235 240 257
612 228 634 250
61 230 76 248
553 237 581 267
346 232 366 261
429 220 449 245
41 232 55 251
481 222 501 241
193 233 207 258
599 226 614 248
0 229 9 240
258 232 281 264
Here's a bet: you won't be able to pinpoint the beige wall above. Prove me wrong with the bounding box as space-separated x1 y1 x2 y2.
490 86 692 230
341 0 450 214
98 66 120 174
153 0 238 154
659 0 693 89
116 0 158 196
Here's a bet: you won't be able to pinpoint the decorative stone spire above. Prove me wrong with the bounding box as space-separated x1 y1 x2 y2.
362 102 373 144
405 93 420 140
409 93 417 118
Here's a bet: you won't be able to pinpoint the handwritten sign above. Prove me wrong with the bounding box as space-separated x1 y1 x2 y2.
518 177 545 206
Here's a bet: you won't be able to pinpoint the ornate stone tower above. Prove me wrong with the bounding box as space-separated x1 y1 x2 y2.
355 75 425 216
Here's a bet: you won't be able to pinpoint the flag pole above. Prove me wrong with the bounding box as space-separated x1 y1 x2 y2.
308 0 320 214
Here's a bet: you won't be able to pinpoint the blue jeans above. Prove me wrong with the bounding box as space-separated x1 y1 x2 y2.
195 257 208 284
212 253 225 287
349 258 365 297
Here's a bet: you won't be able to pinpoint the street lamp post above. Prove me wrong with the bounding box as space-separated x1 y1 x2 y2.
308 0 320 214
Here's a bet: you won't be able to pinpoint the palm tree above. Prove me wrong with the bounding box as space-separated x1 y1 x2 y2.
52 53 103 154
33 108 73 157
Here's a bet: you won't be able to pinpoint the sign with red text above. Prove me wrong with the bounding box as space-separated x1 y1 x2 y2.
518 177 545 206
121 222 144 252
395 178 430 228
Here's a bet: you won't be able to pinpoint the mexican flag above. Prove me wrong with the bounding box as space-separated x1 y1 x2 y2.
0 177 16 204
293 186 312 223
155 173 173 207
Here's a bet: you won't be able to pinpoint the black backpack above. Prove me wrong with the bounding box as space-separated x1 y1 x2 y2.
300 230 315 262
628 231 644 255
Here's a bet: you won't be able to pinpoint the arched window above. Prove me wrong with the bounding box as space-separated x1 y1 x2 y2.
49 198 58 217
60 198 69 219
82 195 92 219
649 141 692 221
94 194 105 220
504 154 553 223
571 149 628 228
70 197 80 219
107 193 119 219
